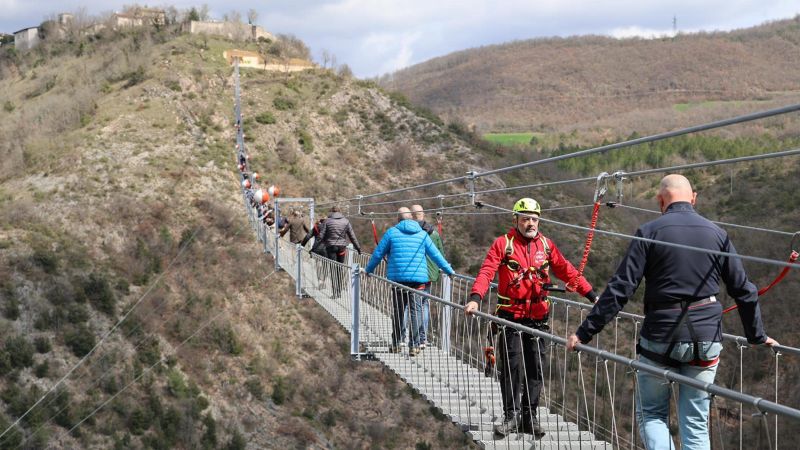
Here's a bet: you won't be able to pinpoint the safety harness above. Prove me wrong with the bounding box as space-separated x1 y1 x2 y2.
722 249 799 314
496 233 552 310
636 297 719 368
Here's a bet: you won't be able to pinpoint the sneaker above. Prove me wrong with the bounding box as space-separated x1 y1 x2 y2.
409 347 421 357
419 342 427 349
493 412 520 437
521 414 546 439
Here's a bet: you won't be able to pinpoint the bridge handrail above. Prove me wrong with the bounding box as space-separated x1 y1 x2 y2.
448 272 800 357
364 271 800 421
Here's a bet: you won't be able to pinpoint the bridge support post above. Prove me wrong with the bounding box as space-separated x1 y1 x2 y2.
441 274 452 354
295 244 304 298
274 202 281 271
268 220 270 254
350 264 362 359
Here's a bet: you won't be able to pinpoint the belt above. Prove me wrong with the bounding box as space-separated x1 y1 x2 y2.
646 296 716 312
497 294 546 305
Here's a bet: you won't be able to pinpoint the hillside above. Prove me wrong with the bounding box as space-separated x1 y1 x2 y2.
2 14 800 450
383 16 800 138
0 26 483 449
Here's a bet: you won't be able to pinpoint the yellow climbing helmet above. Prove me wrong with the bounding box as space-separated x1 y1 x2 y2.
512 198 541 216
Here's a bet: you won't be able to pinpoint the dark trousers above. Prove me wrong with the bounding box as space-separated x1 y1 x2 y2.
325 245 346 296
496 322 548 418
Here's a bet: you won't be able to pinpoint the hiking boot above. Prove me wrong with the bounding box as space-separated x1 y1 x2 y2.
493 412 520 437
521 414 546 439
388 345 399 354
409 347 421 357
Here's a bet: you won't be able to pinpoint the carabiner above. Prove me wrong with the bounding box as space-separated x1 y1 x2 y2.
594 172 610 203
791 231 800 255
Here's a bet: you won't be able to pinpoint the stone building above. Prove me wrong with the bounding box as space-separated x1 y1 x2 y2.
13 27 40 51
111 8 166 29
223 49 315 72
182 20 273 41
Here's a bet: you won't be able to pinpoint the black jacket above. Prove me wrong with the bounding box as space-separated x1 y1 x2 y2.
576 202 766 344
318 212 362 252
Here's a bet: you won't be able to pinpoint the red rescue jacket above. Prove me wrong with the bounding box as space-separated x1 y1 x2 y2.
471 228 592 321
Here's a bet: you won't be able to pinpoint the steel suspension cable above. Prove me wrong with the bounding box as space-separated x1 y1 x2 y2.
59 271 276 440
615 204 796 236
480 202 800 269
0 226 203 441
318 104 800 208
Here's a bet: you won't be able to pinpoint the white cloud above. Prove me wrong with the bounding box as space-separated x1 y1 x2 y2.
608 26 676 39
1 1 798 76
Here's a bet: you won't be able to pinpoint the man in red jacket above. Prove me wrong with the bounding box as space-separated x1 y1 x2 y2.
465 197 598 438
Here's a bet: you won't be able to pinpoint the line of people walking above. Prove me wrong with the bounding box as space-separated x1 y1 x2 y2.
286 176 777 446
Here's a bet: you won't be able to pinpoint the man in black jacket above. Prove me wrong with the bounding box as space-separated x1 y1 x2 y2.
567 174 777 450
318 206 362 297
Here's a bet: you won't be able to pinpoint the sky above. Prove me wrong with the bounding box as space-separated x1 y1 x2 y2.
1 1 798 77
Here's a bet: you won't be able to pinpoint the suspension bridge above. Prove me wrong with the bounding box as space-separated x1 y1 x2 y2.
232 59 800 449
4 58 800 450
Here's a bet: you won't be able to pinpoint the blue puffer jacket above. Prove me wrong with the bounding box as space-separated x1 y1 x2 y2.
365 220 454 283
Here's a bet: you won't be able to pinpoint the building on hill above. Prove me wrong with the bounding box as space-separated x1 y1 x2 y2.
111 8 166 29
223 49 315 72
11 13 77 50
58 13 74 26
183 20 273 42
13 27 40 51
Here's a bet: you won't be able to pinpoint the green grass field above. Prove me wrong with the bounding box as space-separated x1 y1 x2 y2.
673 100 749 112
483 132 544 146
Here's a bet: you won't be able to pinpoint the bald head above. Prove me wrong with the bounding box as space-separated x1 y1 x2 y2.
397 207 412 222
410 204 425 221
657 174 696 212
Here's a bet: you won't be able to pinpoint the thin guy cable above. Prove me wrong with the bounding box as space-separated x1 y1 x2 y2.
475 103 800 179
359 202 475 217
59 271 276 440
480 202 800 269
320 145 800 211
615 204 795 236
319 103 800 205
437 203 596 216
0 226 202 441
621 147 800 179
473 147 800 198
25 221 254 441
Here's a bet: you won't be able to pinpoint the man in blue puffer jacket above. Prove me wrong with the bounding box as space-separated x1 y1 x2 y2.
366 208 455 356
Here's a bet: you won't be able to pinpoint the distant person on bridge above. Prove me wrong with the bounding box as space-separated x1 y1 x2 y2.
318 206 362 297
410 204 445 349
281 209 310 244
366 207 454 357
465 197 598 439
301 215 328 257
566 174 778 450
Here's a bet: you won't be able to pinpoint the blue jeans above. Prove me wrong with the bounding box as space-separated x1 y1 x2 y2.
391 285 423 348
418 283 431 345
636 338 723 450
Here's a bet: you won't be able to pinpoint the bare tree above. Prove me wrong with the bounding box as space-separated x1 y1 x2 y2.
164 6 178 24
320 49 329 68
384 142 416 173
199 4 210 21
337 64 353 79
247 9 258 25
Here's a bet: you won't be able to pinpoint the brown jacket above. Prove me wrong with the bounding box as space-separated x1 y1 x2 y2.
282 216 310 244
